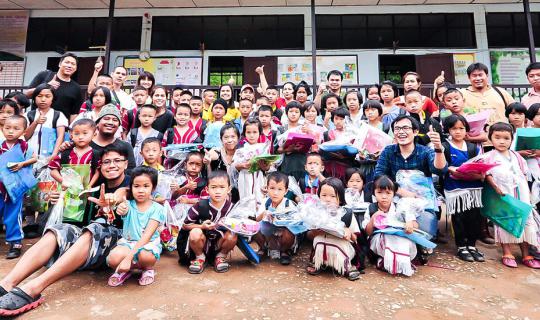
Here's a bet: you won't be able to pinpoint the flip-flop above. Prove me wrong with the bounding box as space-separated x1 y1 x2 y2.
501 256 518 268
108 272 132 287
0 286 8 297
522 256 540 269
0 287 44 317
138 269 156 286
306 263 321 275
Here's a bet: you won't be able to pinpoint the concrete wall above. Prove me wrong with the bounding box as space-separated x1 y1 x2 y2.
22 3 540 85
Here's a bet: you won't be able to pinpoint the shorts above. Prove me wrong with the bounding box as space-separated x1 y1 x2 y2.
45 222 122 270
117 237 163 263
177 229 225 266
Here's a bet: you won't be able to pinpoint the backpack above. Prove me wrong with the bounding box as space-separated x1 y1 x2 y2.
129 128 139 148
27 109 61 128
127 108 139 130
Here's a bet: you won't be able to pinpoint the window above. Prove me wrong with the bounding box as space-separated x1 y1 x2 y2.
316 13 476 49
208 57 243 86
151 15 304 50
26 17 142 51
486 13 540 48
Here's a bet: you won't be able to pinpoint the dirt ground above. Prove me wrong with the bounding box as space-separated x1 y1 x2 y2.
1 231 540 320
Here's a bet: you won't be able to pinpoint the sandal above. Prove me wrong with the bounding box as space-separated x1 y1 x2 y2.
522 256 540 269
502 255 518 268
467 247 485 262
306 263 321 275
279 253 292 266
214 256 230 273
0 287 44 317
138 269 156 286
188 258 206 274
108 272 132 287
457 248 474 262
0 286 8 297
347 267 361 281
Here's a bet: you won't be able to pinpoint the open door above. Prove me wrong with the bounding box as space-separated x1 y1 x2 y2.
415 53 455 96
243 57 277 90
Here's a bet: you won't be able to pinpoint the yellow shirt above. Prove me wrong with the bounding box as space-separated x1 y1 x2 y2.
460 85 515 126
143 161 165 172
203 101 241 122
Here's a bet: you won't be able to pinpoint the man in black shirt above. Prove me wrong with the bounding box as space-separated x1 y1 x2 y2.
26 52 82 123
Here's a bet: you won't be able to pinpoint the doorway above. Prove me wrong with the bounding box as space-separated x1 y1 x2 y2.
378 54 416 84
208 56 244 86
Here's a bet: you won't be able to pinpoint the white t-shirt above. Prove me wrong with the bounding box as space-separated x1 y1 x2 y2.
24 108 69 156
113 89 136 111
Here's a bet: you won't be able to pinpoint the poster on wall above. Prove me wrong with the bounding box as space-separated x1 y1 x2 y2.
123 57 203 86
277 56 358 85
453 53 476 85
0 10 29 60
490 51 540 84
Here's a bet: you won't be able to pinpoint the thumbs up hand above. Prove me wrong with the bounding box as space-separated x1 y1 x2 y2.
434 71 445 86
426 125 442 149
36 111 47 125
48 74 60 89
116 196 129 216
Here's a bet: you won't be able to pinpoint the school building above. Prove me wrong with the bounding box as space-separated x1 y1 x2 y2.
0 0 539 90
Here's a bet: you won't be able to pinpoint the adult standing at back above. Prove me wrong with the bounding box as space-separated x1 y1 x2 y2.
521 62 540 108
314 70 344 109
461 62 515 126
88 66 136 112
26 52 82 123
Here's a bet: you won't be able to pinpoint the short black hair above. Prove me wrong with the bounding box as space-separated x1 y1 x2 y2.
306 152 322 163
0 99 19 114
443 114 470 134
442 88 463 100
257 105 273 114
285 100 303 114
525 62 540 75
172 86 183 93
466 62 489 77
140 104 158 113
180 90 193 97
175 103 191 114
404 89 422 100
31 83 56 108
4 91 30 109
318 177 346 206
59 52 78 64
191 95 203 102
70 118 96 131
391 115 420 132
137 71 155 87
185 150 204 163
327 70 343 81
345 168 365 185
132 85 148 93
267 171 289 189
102 143 129 160
266 85 278 92
294 80 312 98
373 175 398 193
379 81 398 98
220 122 240 139
6 115 27 129
212 98 229 112
488 122 514 140
208 170 230 186
526 103 540 121
141 137 162 150
365 84 380 99
321 92 342 118
505 102 527 118
344 90 364 107
129 166 159 194
242 118 262 136
363 99 383 117
302 101 319 117
90 86 112 105
331 107 350 120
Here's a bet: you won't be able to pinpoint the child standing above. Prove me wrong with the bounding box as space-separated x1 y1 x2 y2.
140 137 164 172
378 81 401 129
363 100 388 133
234 98 254 133
202 89 216 121
24 84 68 159
179 171 238 273
404 90 443 147
442 115 485 262
363 176 419 276
122 86 148 136
163 104 200 146
203 98 229 149
319 93 342 130
322 108 353 180
188 96 206 137
0 100 19 141
300 153 325 194
0 115 37 258
306 178 362 280
107 166 165 286
172 152 208 206
484 122 540 268
255 172 297 265
258 105 282 150
129 104 162 166
74 86 112 123
277 102 308 182
344 90 364 124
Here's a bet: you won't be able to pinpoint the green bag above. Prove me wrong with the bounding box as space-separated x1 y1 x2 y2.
515 128 540 151
61 164 91 223
481 185 533 238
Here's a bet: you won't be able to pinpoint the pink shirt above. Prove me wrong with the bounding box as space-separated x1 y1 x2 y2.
521 88 540 108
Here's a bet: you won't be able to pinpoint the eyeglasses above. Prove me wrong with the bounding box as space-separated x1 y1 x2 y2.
393 126 413 133
102 158 127 166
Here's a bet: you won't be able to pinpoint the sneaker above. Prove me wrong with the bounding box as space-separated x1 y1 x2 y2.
6 243 22 260
214 256 230 273
269 249 280 260
188 258 206 274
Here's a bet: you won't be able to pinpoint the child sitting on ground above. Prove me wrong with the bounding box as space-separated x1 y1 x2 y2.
178 171 238 274
255 172 297 265
306 178 362 281
107 166 166 286
0 115 37 258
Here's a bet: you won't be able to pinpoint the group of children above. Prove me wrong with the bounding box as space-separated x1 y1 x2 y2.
1 66 539 289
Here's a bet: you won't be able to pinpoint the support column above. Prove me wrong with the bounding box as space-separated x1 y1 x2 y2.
104 0 116 73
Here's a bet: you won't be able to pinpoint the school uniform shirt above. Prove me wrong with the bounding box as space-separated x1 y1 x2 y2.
48 148 95 170
256 197 297 218
185 199 234 225
299 174 320 194
162 126 199 147
188 117 206 136
24 108 69 156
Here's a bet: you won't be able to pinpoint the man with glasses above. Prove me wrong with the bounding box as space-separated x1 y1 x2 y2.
373 115 447 261
0 145 131 316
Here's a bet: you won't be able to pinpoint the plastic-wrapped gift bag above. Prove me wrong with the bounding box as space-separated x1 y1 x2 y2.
61 164 91 223
38 127 57 157
44 191 66 231
0 144 38 201
163 143 203 161
155 169 186 201
396 170 438 212
298 198 346 238
29 168 57 212
160 202 190 252
203 122 225 149
228 196 257 219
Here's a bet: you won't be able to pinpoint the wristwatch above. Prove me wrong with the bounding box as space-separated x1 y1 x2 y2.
434 147 444 153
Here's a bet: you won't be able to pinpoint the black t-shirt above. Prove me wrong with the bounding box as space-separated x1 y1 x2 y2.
29 70 82 119
90 139 136 173
135 109 174 133
86 175 131 229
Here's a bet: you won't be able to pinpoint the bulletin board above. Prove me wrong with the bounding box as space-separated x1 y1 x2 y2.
123 56 203 86
0 61 25 86
277 55 358 85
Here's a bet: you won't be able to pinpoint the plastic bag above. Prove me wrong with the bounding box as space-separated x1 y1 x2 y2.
287 177 303 198
160 202 190 252
44 191 66 231
228 196 258 219
163 143 203 161
344 188 370 216
394 197 430 223
297 197 346 238
29 168 57 212
233 141 272 166
155 170 186 201
61 165 90 223
395 170 438 212
0 144 38 201
203 122 225 149
219 217 260 237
